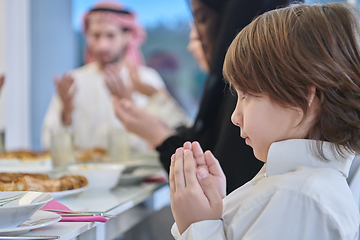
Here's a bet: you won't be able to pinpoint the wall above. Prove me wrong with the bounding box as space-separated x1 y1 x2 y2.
0 0 7 135
0 0 5 74
6 0 31 150
30 0 77 150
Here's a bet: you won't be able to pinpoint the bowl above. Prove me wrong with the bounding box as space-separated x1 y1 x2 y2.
0 191 53 229
67 163 125 191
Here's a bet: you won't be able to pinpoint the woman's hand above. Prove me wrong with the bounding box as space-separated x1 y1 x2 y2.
170 147 223 234
183 141 227 198
112 97 175 146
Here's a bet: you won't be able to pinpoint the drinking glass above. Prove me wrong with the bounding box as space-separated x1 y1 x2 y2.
50 129 74 172
108 129 130 162
0 130 5 154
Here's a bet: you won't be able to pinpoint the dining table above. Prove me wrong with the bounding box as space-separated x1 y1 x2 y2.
3 154 171 240
17 181 170 240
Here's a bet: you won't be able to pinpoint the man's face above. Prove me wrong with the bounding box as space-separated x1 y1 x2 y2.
86 19 130 65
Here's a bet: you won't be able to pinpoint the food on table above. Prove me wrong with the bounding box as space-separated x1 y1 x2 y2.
0 172 49 183
75 148 109 162
75 164 102 170
0 173 87 192
0 151 52 173
0 151 51 161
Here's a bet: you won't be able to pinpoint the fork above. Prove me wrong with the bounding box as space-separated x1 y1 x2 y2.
23 217 61 226
0 236 59 239
0 193 26 206
42 209 116 218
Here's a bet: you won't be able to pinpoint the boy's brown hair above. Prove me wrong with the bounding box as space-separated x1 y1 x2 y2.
223 3 360 158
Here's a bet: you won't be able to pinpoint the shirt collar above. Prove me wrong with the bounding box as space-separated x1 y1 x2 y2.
266 139 354 178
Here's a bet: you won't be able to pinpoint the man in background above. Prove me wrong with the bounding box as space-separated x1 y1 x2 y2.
42 1 186 150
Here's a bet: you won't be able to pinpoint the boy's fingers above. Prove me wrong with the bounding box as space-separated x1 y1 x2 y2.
183 141 191 149
197 168 223 208
169 154 176 193
204 150 225 177
174 148 185 189
192 141 205 165
183 149 197 186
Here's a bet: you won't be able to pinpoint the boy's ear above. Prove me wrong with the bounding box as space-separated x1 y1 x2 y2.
307 86 317 107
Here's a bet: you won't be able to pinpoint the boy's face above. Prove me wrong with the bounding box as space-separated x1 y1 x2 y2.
231 90 306 162
86 19 130 65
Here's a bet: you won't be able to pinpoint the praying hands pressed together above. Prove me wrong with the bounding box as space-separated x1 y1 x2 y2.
169 141 225 234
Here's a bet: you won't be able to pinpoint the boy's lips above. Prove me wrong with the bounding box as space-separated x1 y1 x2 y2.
241 135 250 144
241 134 248 139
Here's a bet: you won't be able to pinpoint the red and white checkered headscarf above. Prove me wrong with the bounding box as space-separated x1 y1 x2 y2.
83 1 146 65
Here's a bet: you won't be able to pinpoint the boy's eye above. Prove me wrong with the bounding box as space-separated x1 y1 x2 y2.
241 94 247 100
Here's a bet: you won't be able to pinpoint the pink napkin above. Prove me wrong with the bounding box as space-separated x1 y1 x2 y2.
143 175 167 183
40 199 108 223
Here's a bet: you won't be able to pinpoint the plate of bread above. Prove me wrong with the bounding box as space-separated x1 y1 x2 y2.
0 151 52 173
0 172 88 199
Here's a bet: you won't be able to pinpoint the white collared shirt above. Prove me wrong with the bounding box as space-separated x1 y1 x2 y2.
42 62 189 150
171 139 359 240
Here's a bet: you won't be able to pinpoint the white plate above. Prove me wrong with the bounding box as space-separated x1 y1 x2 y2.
47 186 88 199
0 192 53 229
0 158 52 173
0 210 61 236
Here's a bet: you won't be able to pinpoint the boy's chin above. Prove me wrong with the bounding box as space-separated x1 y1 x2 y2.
253 150 267 163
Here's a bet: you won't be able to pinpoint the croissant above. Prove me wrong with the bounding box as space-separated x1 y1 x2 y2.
0 174 87 192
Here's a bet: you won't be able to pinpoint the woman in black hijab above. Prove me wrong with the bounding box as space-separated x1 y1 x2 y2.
114 0 301 194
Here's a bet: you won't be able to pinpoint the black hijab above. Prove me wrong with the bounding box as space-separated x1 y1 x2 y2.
190 0 303 193
158 0 303 193
192 0 300 138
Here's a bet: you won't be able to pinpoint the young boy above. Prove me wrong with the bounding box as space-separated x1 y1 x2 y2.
169 3 360 239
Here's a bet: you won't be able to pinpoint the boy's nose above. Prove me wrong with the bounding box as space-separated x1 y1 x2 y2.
231 111 243 128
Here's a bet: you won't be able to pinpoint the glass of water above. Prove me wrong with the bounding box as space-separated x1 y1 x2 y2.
50 129 74 172
107 128 130 162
